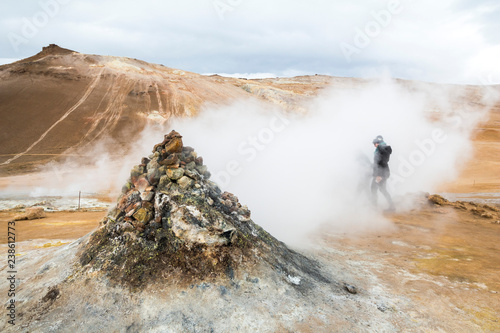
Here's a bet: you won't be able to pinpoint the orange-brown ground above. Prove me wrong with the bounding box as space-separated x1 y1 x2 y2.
438 105 500 193
316 200 500 331
0 211 105 251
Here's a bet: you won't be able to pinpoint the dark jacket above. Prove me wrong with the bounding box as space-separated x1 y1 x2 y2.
373 143 392 178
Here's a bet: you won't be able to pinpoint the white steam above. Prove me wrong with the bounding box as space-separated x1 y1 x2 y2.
171 78 495 244
1 127 168 199
2 78 495 246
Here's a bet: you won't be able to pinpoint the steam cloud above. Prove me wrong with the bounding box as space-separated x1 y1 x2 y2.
170 78 495 244
4 78 495 245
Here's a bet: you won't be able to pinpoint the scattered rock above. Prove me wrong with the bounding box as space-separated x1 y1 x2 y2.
480 212 494 219
344 283 358 294
42 287 60 302
377 303 388 312
14 207 46 221
427 194 448 206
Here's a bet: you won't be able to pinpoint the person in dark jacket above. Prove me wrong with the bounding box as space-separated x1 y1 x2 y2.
371 135 395 212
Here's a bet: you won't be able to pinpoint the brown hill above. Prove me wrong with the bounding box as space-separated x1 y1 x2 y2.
0 45 321 174
0 45 498 193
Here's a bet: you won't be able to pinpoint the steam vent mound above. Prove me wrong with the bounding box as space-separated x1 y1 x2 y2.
80 130 329 288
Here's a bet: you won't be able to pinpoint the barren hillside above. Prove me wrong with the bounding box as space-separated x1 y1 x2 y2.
1 45 498 193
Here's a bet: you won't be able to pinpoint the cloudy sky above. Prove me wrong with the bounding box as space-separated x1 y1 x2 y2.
0 0 499 84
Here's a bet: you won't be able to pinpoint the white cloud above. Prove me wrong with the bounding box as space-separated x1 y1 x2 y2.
0 58 19 65
0 0 498 84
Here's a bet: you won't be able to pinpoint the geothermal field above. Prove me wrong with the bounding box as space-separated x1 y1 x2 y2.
0 45 499 332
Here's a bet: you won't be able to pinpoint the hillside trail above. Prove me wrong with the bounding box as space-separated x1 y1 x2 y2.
0 68 105 166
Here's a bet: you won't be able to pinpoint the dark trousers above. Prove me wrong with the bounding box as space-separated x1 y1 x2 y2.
371 177 394 208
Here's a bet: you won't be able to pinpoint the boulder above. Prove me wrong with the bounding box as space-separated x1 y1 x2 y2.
428 194 448 206
122 222 135 232
184 168 201 181
14 207 46 221
121 181 133 194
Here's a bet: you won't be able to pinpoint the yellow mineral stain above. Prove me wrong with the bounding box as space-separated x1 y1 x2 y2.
38 241 69 248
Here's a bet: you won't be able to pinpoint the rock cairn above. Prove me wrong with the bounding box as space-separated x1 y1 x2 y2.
102 130 251 243
80 130 328 288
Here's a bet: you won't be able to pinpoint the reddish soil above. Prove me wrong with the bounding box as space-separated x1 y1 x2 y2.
0 210 105 249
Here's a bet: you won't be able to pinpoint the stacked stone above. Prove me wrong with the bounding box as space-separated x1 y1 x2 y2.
82 130 328 289
103 130 251 244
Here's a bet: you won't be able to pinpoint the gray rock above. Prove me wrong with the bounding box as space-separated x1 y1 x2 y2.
130 165 145 181
167 168 184 180
196 165 208 175
178 176 194 190
122 222 134 232
344 284 358 294
146 159 161 185
158 175 171 192
141 191 155 202
108 208 124 223
121 181 133 194
377 304 388 312
184 168 201 180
